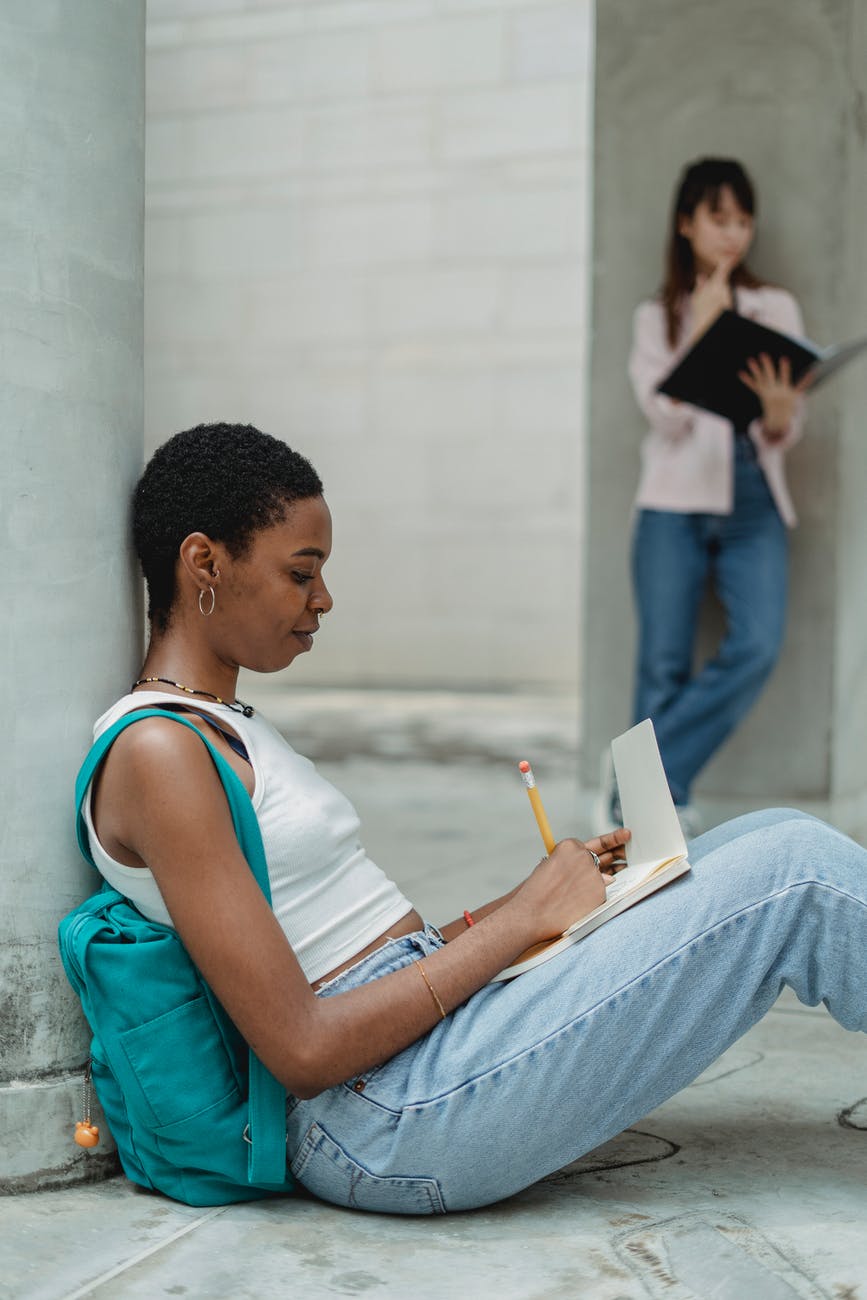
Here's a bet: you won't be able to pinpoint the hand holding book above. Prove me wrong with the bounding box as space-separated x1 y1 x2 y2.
509 838 612 957
737 351 814 439
657 310 867 427
492 721 690 982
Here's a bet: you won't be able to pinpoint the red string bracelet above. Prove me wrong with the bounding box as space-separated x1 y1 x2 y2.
463 909 475 928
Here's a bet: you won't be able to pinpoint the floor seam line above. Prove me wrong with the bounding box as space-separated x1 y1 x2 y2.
59 1204 229 1299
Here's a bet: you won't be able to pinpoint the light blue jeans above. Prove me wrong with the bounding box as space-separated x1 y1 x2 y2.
632 438 788 806
286 809 867 1214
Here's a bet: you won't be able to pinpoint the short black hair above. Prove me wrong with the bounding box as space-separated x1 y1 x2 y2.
133 422 323 631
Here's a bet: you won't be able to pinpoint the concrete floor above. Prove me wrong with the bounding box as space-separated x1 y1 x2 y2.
4 688 865 1299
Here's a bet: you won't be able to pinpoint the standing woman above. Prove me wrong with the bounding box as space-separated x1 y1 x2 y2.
626 157 811 831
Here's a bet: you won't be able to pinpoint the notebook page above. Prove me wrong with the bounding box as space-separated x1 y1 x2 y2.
611 719 687 872
603 854 682 901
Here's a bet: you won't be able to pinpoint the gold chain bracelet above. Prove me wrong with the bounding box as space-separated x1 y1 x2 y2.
414 960 446 1020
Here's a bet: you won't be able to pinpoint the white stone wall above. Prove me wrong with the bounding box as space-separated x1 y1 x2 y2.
145 0 592 688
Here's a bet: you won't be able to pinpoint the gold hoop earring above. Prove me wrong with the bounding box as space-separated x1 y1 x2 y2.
198 587 216 617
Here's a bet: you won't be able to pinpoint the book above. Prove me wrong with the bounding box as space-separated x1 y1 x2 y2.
491 719 690 981
656 309 867 427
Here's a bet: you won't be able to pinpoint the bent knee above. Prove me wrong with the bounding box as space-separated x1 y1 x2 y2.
748 810 854 872
707 807 817 845
760 806 818 825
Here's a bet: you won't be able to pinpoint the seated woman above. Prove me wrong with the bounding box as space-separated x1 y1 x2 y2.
85 421 867 1214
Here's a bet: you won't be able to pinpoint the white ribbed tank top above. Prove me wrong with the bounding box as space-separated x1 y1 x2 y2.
82 691 413 983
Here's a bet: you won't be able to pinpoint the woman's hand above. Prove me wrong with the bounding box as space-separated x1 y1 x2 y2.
509 838 612 941
440 827 632 941
737 353 812 441
583 826 632 879
689 255 736 343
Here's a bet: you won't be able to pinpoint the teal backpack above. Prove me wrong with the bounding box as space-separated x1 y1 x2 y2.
58 708 296 1206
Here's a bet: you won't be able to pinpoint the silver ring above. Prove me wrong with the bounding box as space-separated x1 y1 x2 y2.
587 848 601 872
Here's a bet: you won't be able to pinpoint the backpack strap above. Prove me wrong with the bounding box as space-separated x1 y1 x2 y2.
75 707 287 1187
75 708 266 894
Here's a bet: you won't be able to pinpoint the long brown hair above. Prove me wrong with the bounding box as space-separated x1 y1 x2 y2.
661 157 764 347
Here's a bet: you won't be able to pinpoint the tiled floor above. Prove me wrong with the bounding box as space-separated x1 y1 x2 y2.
5 689 864 1299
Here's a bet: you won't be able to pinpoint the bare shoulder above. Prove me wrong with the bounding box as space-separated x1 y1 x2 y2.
98 713 226 818
90 713 234 870
107 713 216 775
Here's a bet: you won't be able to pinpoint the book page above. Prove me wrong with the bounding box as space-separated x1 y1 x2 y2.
602 854 682 902
612 719 686 872
810 334 867 390
561 854 681 936
491 719 690 981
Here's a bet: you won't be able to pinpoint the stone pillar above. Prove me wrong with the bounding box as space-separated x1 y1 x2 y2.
0 2 145 1189
581 0 867 839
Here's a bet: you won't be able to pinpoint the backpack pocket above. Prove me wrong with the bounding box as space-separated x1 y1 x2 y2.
119 995 241 1128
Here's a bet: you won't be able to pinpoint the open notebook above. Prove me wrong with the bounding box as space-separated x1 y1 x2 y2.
491 719 690 981
656 309 867 427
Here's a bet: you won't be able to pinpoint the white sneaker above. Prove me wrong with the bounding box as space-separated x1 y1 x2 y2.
675 803 702 840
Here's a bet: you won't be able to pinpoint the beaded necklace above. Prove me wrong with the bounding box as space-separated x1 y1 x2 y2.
131 676 255 718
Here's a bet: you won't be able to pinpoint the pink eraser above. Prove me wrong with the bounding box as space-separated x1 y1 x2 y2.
518 760 531 773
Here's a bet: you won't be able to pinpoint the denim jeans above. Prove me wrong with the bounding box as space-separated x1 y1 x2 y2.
632 438 788 805
286 809 867 1214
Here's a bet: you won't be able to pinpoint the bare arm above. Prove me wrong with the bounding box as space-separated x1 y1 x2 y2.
99 720 611 1100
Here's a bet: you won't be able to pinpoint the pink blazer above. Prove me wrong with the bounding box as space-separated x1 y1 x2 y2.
628 285 806 528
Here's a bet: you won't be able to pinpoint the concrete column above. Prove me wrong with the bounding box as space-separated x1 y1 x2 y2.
582 0 867 839
0 2 144 1189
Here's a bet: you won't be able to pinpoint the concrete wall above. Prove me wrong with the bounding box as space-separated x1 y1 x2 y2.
832 0 867 837
144 0 592 689
0 1 144 1188
583 0 867 833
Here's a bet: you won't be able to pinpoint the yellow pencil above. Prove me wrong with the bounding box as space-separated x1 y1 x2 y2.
518 760 556 854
